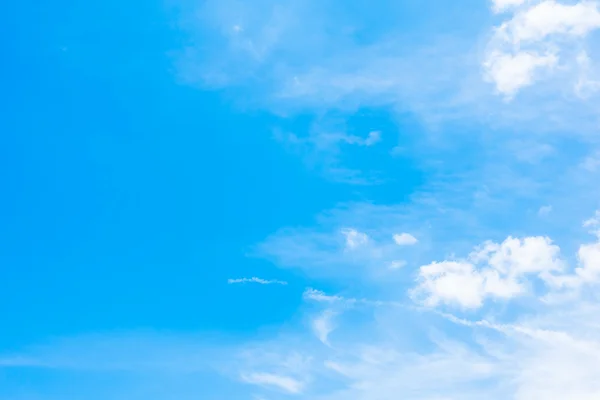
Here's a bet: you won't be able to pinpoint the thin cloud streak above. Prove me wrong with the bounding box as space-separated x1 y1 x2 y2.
228 277 288 285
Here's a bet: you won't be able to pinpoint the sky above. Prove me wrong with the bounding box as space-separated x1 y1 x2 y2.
2 0 600 399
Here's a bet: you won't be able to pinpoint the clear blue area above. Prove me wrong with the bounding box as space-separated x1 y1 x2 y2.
0 0 422 344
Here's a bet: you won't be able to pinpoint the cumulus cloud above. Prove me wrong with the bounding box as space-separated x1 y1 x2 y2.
412 211 600 309
498 1 600 44
484 0 600 97
493 0 528 13
392 233 418 246
483 50 557 97
412 236 564 309
576 240 600 282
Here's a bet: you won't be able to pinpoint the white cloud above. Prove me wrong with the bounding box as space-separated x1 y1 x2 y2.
241 372 304 394
415 261 490 308
443 311 600 400
303 288 398 308
389 260 407 270
392 233 418 246
539 213 600 290
484 50 557 97
303 288 345 303
341 228 369 249
363 131 381 147
413 236 564 309
473 236 564 276
498 1 600 44
6 213 600 399
8 3 600 399
232 296 600 399
583 210 600 230
576 240 600 282
484 0 600 97
228 277 288 285
264 213 600 397
312 310 336 345
179 0 600 137
493 0 528 13
7 302 600 399
412 211 600 307
575 51 600 97
575 213 600 284
255 209 430 280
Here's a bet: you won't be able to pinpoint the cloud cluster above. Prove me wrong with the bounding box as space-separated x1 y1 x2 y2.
412 211 600 309
412 236 563 308
185 2 600 398
484 0 600 97
229 208 600 398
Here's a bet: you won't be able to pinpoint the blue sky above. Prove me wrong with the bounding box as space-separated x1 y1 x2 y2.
3 0 600 399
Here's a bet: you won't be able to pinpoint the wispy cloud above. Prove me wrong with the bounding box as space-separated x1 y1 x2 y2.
228 277 288 285
340 228 370 249
255 220 425 280
312 310 337 345
8 1 600 399
172 1 600 398
241 372 305 394
275 125 384 184
538 205 553 216
236 212 600 399
303 288 345 303
303 288 400 308
178 0 600 137
5 213 600 399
